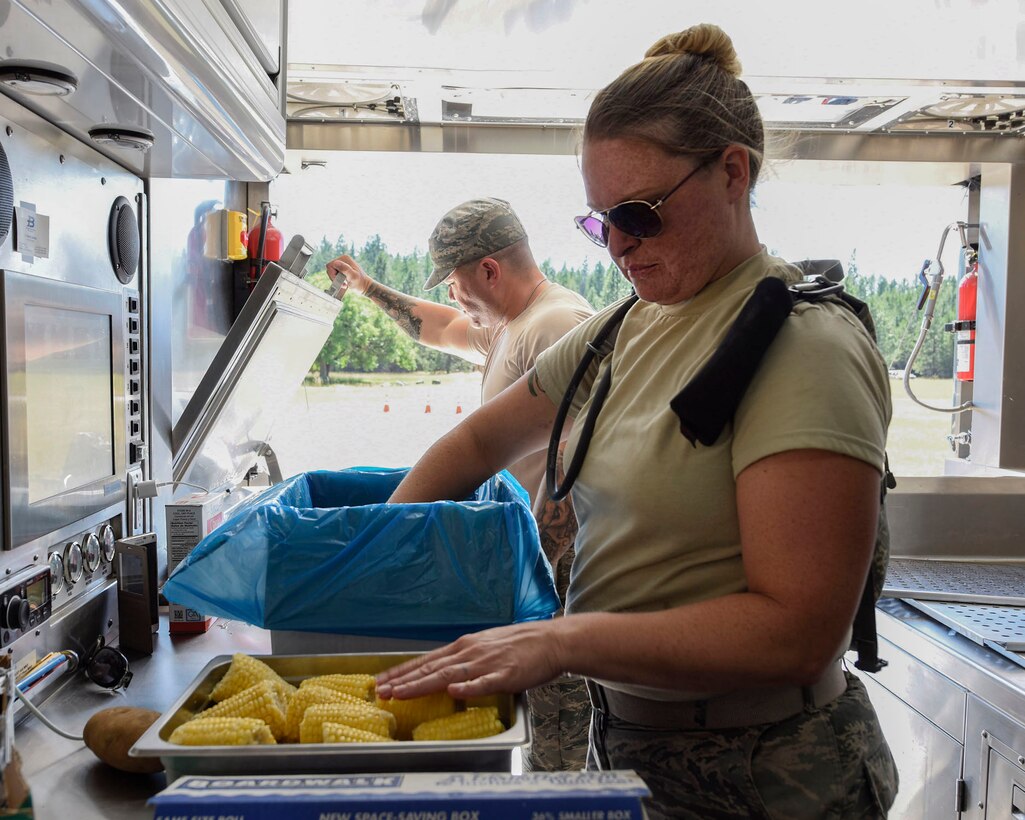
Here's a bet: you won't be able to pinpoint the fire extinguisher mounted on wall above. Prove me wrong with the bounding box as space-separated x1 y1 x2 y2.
901 220 977 415
246 202 283 292
946 246 978 382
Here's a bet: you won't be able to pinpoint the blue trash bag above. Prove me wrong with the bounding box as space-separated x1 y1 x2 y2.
161 467 560 642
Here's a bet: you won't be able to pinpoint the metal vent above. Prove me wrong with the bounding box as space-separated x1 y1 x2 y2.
0 140 13 246
891 95 1025 134
108 196 140 284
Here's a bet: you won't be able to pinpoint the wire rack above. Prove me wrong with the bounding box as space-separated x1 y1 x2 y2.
883 558 1025 606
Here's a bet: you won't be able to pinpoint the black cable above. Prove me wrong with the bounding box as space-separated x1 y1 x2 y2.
546 295 638 501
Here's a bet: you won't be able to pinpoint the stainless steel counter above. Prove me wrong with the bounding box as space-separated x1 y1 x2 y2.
874 598 1025 725
15 616 271 820
13 603 1025 819
859 599 1025 819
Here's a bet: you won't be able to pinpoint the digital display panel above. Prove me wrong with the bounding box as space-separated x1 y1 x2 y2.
119 552 145 597
24 305 114 503
26 576 46 610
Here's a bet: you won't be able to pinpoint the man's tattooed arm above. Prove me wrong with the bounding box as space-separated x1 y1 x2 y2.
364 282 424 341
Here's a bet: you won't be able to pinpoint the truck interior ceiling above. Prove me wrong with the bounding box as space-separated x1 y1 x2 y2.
1 1 1025 817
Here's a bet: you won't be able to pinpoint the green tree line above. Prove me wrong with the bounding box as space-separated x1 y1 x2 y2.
307 237 958 381
842 251 957 377
306 234 632 382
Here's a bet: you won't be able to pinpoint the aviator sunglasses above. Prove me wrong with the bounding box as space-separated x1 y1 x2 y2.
574 159 712 248
82 635 133 690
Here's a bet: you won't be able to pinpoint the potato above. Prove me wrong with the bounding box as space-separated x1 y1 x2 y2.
83 706 164 773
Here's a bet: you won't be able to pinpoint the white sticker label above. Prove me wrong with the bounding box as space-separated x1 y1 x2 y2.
14 650 38 681
14 203 50 260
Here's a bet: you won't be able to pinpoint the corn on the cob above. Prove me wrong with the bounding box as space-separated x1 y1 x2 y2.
299 701 395 743
210 653 296 702
299 673 376 702
169 716 276 746
411 706 505 741
322 722 391 744
194 680 288 740
284 684 364 742
376 691 456 740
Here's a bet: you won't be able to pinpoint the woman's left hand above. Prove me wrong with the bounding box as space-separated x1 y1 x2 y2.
375 621 565 700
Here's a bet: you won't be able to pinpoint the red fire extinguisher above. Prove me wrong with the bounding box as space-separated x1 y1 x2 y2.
955 254 978 382
245 204 283 291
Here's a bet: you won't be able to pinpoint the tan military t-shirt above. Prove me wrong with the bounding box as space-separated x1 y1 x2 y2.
466 282 593 503
534 251 891 697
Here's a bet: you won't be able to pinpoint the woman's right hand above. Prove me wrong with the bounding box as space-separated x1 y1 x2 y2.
375 620 568 701
326 254 372 295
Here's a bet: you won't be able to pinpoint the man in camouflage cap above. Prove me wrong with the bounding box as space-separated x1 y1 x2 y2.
423 197 529 289
327 198 594 772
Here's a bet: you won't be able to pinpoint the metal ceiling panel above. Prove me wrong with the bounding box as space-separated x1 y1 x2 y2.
285 1 1025 160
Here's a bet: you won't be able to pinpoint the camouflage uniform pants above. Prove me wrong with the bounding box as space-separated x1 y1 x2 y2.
523 675 591 772
523 547 590 772
587 673 898 819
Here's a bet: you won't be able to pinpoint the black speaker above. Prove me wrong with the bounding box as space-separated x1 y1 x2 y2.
0 139 13 247
108 195 140 284
115 533 159 655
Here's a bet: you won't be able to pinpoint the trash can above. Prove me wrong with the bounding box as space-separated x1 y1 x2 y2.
162 468 560 652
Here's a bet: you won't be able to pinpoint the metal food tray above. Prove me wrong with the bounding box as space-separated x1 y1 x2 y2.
130 652 529 781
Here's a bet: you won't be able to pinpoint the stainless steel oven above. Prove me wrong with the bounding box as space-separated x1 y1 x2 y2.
1 271 128 549
0 91 146 694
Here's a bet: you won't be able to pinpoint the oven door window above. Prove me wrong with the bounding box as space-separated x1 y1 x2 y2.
24 305 114 503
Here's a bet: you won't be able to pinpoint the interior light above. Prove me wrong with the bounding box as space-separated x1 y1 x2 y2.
88 126 156 153
0 61 78 97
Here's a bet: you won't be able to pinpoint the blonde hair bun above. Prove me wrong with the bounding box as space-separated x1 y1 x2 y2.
645 23 742 78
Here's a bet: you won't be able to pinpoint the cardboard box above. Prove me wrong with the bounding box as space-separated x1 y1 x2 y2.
150 771 650 820
165 487 252 633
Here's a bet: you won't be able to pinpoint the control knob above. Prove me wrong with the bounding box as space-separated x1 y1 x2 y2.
99 524 116 563
83 532 101 573
49 552 65 594
3 595 29 631
64 541 83 584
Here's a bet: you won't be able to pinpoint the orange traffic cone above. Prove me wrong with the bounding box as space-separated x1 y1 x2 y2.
424 401 432 414
455 402 463 414
383 398 390 413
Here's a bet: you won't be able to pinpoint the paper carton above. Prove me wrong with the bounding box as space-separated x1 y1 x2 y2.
164 487 252 633
150 771 650 820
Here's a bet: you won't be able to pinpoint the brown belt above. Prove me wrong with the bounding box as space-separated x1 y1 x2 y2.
588 662 848 731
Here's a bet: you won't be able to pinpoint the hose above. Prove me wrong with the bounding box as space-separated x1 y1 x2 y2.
902 221 976 414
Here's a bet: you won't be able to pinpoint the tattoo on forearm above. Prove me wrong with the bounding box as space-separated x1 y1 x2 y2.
527 369 544 398
535 441 575 564
537 496 578 566
365 282 424 341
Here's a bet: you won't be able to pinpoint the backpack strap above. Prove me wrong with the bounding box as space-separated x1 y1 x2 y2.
851 454 896 673
669 276 794 446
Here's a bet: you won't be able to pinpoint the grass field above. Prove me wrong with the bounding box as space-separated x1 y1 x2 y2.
887 377 957 476
269 372 957 480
